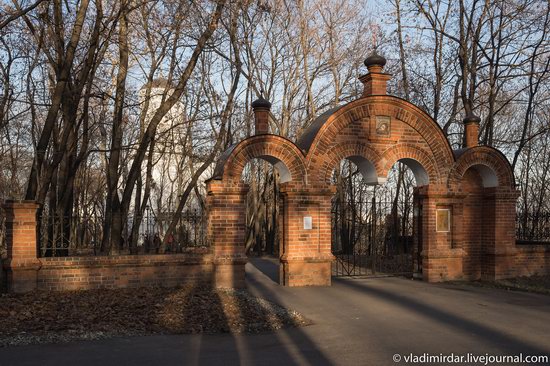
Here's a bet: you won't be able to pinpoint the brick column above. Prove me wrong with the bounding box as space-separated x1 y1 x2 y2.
482 188 520 280
206 180 248 288
279 185 335 286
3 200 41 293
251 97 271 135
463 114 481 148
359 51 392 97
417 186 465 282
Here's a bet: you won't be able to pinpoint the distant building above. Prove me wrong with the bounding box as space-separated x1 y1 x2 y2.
136 79 210 240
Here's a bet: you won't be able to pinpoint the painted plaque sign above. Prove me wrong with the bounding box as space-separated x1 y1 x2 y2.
376 115 391 136
436 209 451 232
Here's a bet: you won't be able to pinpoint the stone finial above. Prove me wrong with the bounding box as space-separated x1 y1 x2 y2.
252 97 271 135
364 51 387 73
463 113 481 125
251 97 271 110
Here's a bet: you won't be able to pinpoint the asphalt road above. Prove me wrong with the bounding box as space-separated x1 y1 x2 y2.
1 257 549 366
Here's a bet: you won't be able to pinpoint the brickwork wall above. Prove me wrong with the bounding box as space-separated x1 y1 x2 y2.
37 253 214 291
515 245 550 276
5 62 545 292
209 83 533 286
462 168 484 280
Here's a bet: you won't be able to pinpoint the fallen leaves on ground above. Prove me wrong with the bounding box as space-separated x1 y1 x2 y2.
0 286 310 347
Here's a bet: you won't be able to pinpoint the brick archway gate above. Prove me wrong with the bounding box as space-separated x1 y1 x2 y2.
207 54 518 288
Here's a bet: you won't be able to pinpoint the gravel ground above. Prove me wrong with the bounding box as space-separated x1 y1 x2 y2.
0 286 310 347
458 275 550 295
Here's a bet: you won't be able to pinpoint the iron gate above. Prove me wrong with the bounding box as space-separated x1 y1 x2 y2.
331 199 415 277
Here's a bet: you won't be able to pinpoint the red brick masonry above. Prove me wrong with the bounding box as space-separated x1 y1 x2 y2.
36 253 214 291
3 56 550 293
205 56 550 287
514 245 550 277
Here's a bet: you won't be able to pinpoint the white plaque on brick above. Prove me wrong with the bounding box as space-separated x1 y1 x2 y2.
303 216 312 230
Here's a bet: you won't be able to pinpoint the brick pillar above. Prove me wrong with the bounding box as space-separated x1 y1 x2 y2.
463 114 480 148
3 200 41 293
412 191 423 278
206 180 248 288
251 97 271 135
359 52 392 97
417 186 465 282
481 188 520 280
279 185 335 286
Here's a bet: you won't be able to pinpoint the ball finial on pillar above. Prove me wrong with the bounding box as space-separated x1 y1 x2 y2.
364 51 387 73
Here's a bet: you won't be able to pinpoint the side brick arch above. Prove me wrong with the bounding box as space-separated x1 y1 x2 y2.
213 135 307 184
449 146 515 190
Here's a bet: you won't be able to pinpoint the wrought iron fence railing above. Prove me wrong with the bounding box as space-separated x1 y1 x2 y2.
331 199 415 277
37 209 208 257
516 211 550 244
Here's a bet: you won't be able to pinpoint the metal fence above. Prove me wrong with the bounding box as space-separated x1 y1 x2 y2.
516 211 550 244
37 208 208 257
331 199 414 277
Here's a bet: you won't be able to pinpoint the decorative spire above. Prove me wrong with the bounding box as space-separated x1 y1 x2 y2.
251 97 271 110
358 50 391 97
364 51 387 71
463 113 481 125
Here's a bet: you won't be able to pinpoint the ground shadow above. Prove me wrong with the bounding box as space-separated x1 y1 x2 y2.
248 256 280 284
335 277 550 357
246 260 334 366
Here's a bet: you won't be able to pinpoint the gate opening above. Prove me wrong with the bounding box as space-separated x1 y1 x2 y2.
331 159 416 277
241 158 282 260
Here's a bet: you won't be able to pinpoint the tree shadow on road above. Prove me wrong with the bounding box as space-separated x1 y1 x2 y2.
335 277 550 357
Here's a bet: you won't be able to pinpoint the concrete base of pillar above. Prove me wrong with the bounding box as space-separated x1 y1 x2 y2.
4 260 41 293
280 257 333 286
423 249 464 282
214 258 247 289
483 250 518 281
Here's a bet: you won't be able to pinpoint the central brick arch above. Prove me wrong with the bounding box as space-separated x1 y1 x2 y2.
300 96 455 187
